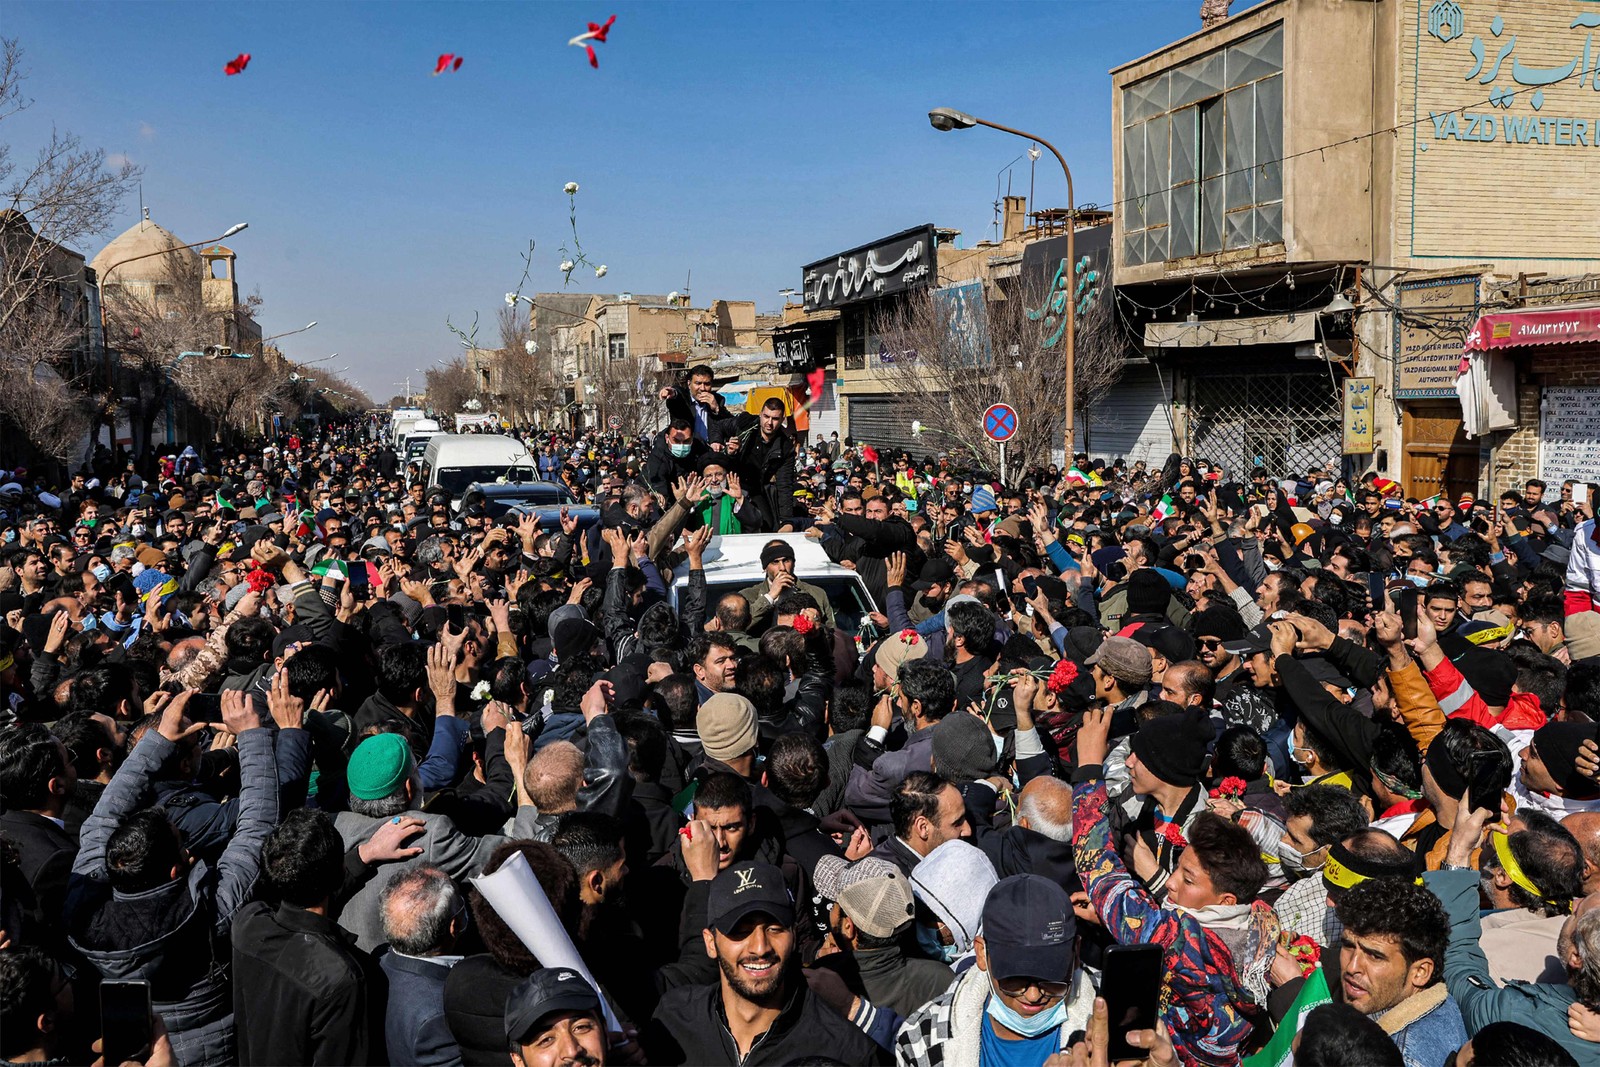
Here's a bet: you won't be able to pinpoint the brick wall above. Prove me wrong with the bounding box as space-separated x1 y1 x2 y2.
1492 345 1600 495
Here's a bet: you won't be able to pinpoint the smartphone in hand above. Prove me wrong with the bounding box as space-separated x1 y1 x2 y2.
1102 944 1164 1061
100 980 153 1066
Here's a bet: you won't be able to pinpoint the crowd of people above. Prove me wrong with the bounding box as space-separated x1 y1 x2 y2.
1 373 1599 1067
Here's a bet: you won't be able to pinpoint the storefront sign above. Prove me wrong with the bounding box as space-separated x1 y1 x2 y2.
1465 305 1600 349
1394 275 1479 398
1409 3 1600 258
773 330 811 371
1343 377 1376 454
802 225 935 312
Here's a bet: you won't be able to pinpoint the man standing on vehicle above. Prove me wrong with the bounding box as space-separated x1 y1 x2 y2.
660 367 736 447
728 398 797 532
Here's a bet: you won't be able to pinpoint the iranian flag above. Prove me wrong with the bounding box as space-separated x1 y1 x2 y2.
1243 968 1332 1067
1064 467 1089 486
311 558 348 581
1421 492 1444 510
1151 493 1178 523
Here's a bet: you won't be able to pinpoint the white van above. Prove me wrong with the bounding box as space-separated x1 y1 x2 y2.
667 532 880 639
401 419 442 463
420 434 538 508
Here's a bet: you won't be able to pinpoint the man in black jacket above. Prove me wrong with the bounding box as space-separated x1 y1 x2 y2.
727 397 797 532
233 808 387 1066
0 724 78 931
643 419 708 503
644 860 885 1065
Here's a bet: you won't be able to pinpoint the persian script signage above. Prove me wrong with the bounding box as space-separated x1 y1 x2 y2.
1395 275 1479 398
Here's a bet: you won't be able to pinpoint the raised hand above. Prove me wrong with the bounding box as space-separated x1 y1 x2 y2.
427 641 459 713
221 688 261 736
156 690 205 745
267 669 306 731
886 551 907 588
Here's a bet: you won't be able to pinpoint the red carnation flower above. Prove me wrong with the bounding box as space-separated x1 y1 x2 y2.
245 568 275 594
898 629 919 645
792 613 815 635
1046 660 1079 693
1160 823 1187 849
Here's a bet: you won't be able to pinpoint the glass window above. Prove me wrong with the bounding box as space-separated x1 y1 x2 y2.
1225 207 1254 250
1224 85 1255 210
1123 229 1147 268
607 334 626 360
1123 124 1147 227
1170 50 1225 110
1201 98 1225 180
1169 184 1198 259
1254 75 1284 202
1144 114 1170 229
1227 25 1283 89
1258 202 1284 245
1200 177 1225 254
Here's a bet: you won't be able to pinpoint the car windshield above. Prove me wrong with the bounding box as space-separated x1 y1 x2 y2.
435 465 537 496
474 482 575 515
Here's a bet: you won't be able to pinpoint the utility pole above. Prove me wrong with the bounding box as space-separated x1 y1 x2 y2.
393 377 414 406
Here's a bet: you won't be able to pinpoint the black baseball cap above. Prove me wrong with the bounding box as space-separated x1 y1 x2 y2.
707 861 794 935
912 557 957 591
981 875 1075 982
504 967 601 1047
1221 623 1274 658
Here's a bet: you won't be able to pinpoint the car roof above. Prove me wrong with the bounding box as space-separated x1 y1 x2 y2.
668 532 857 585
423 434 534 466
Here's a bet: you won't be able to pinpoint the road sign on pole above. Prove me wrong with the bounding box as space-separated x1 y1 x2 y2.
982 403 1018 443
607 414 621 430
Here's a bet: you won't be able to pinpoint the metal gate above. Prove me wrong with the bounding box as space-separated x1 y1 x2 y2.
1186 368 1340 477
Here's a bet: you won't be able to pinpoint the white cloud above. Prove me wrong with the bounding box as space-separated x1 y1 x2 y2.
138 122 156 141
106 153 135 169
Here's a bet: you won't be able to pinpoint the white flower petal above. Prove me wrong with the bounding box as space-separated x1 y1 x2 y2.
563 182 580 194
560 260 575 273
595 265 608 278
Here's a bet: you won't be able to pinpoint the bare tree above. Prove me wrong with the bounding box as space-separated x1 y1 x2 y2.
0 37 140 467
425 358 474 419
588 354 669 438
494 303 565 428
871 285 1128 472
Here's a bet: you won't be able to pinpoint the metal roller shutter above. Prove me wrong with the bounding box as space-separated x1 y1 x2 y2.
1080 365 1175 467
1187 364 1340 477
844 396 920 454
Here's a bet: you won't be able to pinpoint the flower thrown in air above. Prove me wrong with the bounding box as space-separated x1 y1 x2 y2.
568 15 617 68
560 260 575 273
911 420 923 437
224 53 251 76
505 293 519 307
564 181 580 194
667 291 681 305
433 54 464 75
595 265 608 278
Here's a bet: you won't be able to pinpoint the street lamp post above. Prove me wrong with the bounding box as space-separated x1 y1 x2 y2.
928 107 1078 460
261 321 318 348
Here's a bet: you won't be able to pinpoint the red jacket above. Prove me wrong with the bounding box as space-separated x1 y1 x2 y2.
1424 656 1547 732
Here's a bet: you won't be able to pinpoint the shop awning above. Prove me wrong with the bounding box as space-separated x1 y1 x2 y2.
1464 306 1600 350
1144 312 1317 348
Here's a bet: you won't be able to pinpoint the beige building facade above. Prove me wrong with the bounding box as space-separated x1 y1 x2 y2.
1111 0 1600 498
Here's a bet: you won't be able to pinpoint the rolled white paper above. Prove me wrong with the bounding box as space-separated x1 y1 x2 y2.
470 849 622 1032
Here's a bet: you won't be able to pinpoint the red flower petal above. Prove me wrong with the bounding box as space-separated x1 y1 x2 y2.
591 14 616 41
807 367 825 400
453 56 463 71
586 43 598 68
224 53 251 76
434 54 454 75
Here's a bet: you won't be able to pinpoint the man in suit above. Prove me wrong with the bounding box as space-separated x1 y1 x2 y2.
0 724 79 929
378 867 468 1067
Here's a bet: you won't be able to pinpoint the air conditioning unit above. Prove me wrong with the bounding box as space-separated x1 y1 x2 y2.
1293 342 1325 361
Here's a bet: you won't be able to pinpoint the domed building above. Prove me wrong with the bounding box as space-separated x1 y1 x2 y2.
90 208 261 352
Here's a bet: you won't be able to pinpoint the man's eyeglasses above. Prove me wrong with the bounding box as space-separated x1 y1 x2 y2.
1198 638 1225 650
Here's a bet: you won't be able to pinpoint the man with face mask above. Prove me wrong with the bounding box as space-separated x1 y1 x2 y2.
897 874 1095 1067
644 419 705 502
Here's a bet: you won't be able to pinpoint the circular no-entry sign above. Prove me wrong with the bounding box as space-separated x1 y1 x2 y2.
983 403 1018 443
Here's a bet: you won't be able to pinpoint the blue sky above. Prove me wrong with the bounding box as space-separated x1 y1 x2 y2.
5 0 1232 399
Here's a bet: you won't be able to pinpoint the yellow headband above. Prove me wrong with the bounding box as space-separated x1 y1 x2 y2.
1492 830 1552 904
1322 851 1424 892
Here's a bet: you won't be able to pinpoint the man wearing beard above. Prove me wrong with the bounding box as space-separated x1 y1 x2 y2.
643 861 886 1065
504 968 618 1067
551 812 658 1026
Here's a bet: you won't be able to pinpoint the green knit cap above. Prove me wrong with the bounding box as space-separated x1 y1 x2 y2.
346 733 411 800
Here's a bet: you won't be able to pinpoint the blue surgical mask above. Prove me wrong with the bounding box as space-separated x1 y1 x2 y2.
985 979 1068 1038
670 443 692 459
915 922 961 965
92 564 111 582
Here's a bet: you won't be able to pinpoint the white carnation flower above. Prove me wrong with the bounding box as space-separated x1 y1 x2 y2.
595 265 608 278
560 260 575 273
564 182 580 194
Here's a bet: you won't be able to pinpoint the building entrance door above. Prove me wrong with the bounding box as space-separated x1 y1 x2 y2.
1402 402 1478 501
